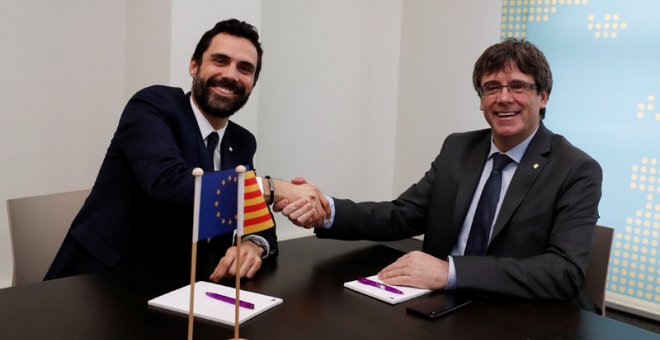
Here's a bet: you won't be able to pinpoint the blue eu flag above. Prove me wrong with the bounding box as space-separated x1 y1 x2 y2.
197 168 239 241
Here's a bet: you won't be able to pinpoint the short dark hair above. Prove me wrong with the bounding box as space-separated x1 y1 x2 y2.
472 39 552 118
191 19 264 83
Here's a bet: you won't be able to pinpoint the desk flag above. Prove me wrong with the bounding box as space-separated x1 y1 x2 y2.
192 168 274 243
239 170 275 236
188 166 274 340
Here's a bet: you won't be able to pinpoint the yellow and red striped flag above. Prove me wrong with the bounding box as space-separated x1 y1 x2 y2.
240 170 274 235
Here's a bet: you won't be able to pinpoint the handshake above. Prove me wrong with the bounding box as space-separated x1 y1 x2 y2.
268 177 331 229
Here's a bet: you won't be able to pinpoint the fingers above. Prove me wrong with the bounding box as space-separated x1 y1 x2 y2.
236 254 261 278
281 199 309 216
299 207 323 229
378 255 408 279
273 177 328 227
245 259 261 278
240 241 263 278
275 179 323 209
209 244 263 281
380 274 415 287
309 204 326 227
272 199 289 212
320 195 331 219
210 248 236 282
280 199 323 228
375 251 449 290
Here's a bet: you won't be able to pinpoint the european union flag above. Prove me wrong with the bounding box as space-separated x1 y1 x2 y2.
197 168 240 241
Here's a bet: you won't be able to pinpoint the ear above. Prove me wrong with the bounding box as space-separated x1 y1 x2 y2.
539 91 549 109
479 97 485 111
189 59 199 78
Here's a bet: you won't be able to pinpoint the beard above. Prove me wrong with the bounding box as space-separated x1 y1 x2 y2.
191 75 252 118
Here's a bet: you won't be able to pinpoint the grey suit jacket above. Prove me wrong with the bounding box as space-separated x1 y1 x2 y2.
316 123 602 306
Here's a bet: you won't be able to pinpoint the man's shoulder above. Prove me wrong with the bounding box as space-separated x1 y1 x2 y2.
226 120 256 145
447 128 491 140
121 85 192 121
549 133 599 164
530 126 601 174
133 85 187 99
442 128 491 149
536 125 597 162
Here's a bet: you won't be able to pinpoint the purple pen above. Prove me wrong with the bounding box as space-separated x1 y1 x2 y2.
205 291 255 310
357 277 404 294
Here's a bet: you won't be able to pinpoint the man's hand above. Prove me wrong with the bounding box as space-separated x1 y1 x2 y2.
377 251 449 290
209 240 264 282
273 177 330 228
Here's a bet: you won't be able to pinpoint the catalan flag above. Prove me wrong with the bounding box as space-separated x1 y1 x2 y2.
240 170 275 235
192 167 274 243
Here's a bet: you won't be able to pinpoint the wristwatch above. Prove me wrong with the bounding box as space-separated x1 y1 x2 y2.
242 235 270 259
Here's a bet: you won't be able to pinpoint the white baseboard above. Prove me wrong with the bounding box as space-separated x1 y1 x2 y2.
606 292 660 321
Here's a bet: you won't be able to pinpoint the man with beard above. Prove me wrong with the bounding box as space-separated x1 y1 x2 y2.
45 19 324 283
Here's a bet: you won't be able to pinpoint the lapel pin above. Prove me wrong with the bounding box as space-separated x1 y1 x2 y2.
533 163 539 169
229 146 233 152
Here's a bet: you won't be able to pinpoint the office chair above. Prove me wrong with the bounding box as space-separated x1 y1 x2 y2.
6 189 90 286
585 225 614 316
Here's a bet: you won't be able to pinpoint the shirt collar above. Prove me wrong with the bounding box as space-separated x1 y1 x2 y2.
488 125 539 163
190 96 227 140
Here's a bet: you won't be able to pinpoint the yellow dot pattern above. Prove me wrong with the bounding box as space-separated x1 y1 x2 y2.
636 94 660 121
500 0 589 39
609 157 660 303
587 13 627 39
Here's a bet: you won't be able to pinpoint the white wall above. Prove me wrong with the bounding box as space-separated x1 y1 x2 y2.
394 0 502 194
0 0 502 287
125 0 172 98
0 0 129 287
258 0 404 240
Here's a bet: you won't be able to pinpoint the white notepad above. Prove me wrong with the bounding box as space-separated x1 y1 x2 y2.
148 281 283 326
344 275 431 305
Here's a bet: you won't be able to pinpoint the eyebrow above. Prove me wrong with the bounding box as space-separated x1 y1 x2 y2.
482 79 528 85
209 53 256 69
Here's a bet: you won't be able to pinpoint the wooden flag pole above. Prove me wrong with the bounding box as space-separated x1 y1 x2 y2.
234 234 242 339
189 168 204 340
188 241 198 340
233 165 247 340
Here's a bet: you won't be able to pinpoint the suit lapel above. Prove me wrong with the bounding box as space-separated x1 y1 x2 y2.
491 123 552 240
183 92 216 171
220 123 236 171
451 134 491 232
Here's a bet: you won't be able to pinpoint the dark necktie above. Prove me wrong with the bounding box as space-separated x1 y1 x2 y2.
206 132 219 171
464 153 514 256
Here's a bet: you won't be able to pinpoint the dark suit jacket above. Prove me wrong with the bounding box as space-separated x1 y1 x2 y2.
45 85 277 281
316 123 602 307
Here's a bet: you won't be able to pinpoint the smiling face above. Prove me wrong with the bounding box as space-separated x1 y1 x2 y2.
479 63 548 152
189 33 258 126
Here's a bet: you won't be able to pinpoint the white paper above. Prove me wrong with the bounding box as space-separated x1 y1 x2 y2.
148 281 283 326
344 275 431 305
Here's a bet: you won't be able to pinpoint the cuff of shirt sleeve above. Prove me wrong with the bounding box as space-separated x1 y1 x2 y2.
256 176 264 194
241 234 270 259
446 256 457 290
319 195 335 229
